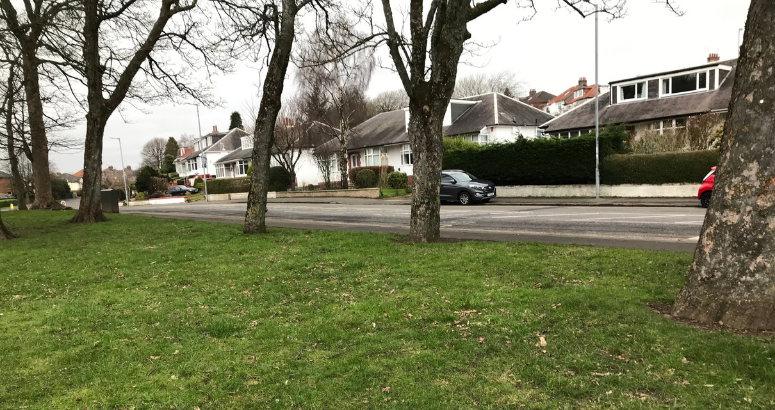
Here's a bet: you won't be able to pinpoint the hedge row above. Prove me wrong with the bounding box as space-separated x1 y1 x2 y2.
348 166 394 184
207 177 252 194
600 150 719 185
0 199 17 208
442 132 628 185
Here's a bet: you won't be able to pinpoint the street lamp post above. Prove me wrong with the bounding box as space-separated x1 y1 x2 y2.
594 5 600 200
195 104 209 202
110 137 130 205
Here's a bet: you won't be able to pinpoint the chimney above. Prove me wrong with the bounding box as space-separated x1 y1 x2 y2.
707 53 720 63
212 125 218 132
578 77 588 87
529 89 536 97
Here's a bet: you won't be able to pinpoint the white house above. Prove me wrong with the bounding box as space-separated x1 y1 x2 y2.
174 126 247 184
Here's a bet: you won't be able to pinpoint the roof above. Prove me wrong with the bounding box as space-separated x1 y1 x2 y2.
611 59 736 84
216 147 253 164
73 169 84 178
205 128 248 153
340 92 554 151
542 62 736 133
176 147 195 160
521 91 556 105
58 173 81 183
546 84 604 107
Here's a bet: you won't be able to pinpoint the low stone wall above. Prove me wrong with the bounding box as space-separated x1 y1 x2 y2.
207 188 380 202
497 184 698 198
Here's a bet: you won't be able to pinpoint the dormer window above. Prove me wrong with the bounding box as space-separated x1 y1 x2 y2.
241 136 253 150
620 81 646 102
661 70 708 96
573 89 584 99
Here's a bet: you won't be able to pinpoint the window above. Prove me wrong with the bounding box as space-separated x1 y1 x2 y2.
215 164 226 178
573 89 584 99
620 82 646 101
380 147 388 166
349 154 359 168
661 71 709 95
401 144 413 165
441 175 454 184
241 137 253 150
365 148 380 166
459 134 488 145
236 160 250 176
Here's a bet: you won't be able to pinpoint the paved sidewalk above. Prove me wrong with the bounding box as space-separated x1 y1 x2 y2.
255 196 700 207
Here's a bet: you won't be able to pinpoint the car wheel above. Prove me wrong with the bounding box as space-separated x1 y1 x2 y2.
458 191 471 205
700 191 712 208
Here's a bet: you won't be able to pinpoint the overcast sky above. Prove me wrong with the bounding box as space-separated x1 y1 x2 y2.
49 0 750 174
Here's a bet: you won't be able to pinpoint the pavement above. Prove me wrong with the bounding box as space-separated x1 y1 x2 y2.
120 198 707 253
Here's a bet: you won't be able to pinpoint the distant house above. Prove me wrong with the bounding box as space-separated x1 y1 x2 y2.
542 54 735 138
174 126 248 184
520 89 556 111
321 92 555 179
544 77 608 116
0 171 11 195
59 173 82 192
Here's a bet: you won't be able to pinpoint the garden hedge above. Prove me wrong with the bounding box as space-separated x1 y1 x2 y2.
355 169 379 188
348 166 394 184
442 132 628 185
207 177 251 194
600 150 719 185
267 166 292 192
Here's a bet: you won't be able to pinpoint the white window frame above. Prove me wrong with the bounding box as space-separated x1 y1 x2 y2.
236 160 250 176
241 136 253 150
215 164 226 178
364 148 380 166
400 144 413 165
660 69 710 97
349 154 359 168
573 89 584 99
618 81 647 102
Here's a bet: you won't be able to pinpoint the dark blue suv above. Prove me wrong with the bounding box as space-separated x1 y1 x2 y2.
440 170 496 205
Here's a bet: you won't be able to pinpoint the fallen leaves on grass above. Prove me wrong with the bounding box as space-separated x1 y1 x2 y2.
536 335 547 347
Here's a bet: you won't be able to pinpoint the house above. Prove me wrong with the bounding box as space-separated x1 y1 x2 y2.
544 77 608 116
214 126 322 187
174 126 248 184
329 92 555 178
542 54 735 138
0 171 11 195
59 173 82 192
520 89 556 111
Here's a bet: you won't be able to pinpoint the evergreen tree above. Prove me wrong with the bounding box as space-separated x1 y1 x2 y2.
229 112 243 130
161 154 176 174
164 137 179 158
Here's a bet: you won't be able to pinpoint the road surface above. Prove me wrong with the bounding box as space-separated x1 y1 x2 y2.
121 200 706 252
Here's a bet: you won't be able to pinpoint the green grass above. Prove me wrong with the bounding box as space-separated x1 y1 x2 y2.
1 211 774 409
380 188 409 198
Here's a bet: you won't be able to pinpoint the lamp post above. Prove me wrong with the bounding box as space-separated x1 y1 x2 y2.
594 4 600 199
195 104 209 201
110 137 130 204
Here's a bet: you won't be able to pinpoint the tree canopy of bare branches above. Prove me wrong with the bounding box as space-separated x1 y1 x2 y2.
452 70 525 98
141 137 167 170
369 89 408 114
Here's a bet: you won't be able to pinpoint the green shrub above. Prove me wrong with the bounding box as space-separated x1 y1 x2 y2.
135 166 160 193
135 192 147 200
268 166 292 192
194 182 205 191
194 177 204 185
51 178 72 200
387 172 408 189
0 199 18 208
601 150 719 185
356 169 379 188
348 166 394 184
176 179 185 186
442 126 628 185
207 177 252 195
247 165 252 177
169 172 180 179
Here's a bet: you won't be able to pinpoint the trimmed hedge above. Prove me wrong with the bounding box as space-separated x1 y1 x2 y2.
442 132 628 185
355 169 379 188
388 172 408 189
267 166 292 192
0 199 18 208
207 177 251 194
601 150 719 185
348 166 394 184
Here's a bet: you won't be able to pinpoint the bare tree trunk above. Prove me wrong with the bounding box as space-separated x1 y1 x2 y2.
0 210 17 240
672 0 775 331
407 99 446 242
72 115 108 222
244 0 299 234
19 47 55 209
4 64 26 210
338 129 349 189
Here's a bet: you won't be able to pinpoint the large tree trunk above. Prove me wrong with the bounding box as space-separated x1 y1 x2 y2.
19 47 55 209
5 66 26 210
243 0 298 234
71 115 107 223
0 210 17 240
407 98 447 242
672 0 775 331
338 129 349 189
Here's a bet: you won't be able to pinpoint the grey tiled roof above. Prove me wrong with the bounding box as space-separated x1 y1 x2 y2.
207 129 248 152
215 147 253 164
543 62 736 133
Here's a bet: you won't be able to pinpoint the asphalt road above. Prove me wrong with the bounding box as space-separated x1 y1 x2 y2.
122 200 706 252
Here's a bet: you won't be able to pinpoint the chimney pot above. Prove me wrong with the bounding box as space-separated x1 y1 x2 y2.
213 125 218 132
578 77 588 87
529 89 536 96
707 53 720 63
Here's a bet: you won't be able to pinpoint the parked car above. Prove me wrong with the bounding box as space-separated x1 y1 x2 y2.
167 185 198 197
698 166 716 208
440 170 496 205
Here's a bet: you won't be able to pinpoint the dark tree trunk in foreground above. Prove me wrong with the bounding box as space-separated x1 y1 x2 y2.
243 0 300 234
673 0 775 330
0 211 17 240
4 62 27 210
72 0 196 223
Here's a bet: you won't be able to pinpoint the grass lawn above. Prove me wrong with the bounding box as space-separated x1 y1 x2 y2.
1 211 773 409
380 189 410 198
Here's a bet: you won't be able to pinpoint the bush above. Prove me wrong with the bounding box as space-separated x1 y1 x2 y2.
135 192 147 200
207 177 251 195
601 150 719 185
442 126 628 185
194 177 204 185
176 179 186 186
387 172 408 189
51 178 72 200
150 177 168 195
268 166 292 192
0 199 18 208
356 169 379 188
194 182 205 191
135 166 160 193
169 172 180 179
247 165 252 177
348 166 394 185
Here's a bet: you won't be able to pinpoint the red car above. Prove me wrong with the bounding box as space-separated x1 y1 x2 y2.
698 167 716 208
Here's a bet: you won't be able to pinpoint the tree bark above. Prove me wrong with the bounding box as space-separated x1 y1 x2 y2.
72 115 108 222
0 210 17 240
672 0 775 331
338 125 349 189
243 0 299 234
4 63 26 210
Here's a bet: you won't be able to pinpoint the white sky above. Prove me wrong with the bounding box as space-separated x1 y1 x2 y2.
50 0 750 173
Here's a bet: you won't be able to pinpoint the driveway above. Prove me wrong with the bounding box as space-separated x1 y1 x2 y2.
122 200 706 252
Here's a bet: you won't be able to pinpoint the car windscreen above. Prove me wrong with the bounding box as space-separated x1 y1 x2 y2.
448 172 476 182
703 170 715 182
